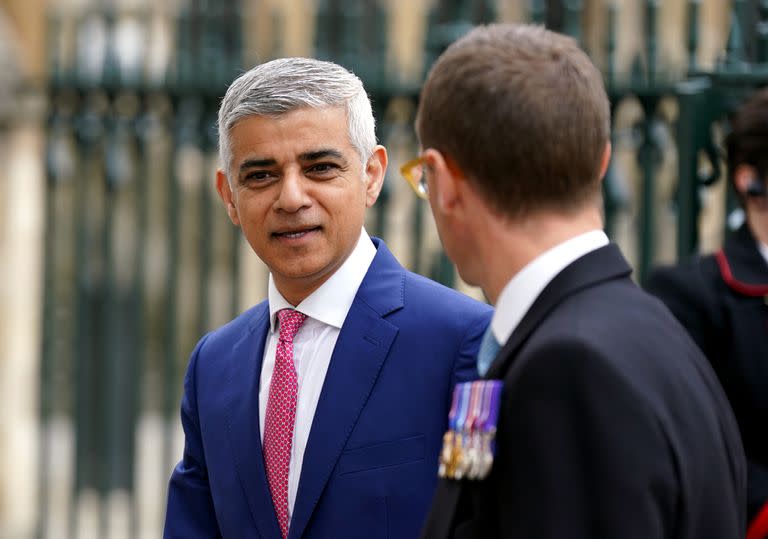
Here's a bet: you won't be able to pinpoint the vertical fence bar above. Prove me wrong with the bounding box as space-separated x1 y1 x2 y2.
725 2 747 67
563 0 583 43
100 133 117 539
340 1 363 74
37 103 64 539
646 0 659 86
131 94 152 539
314 0 332 61
228 2 243 319
637 98 660 283
38 15 67 535
529 0 547 24
430 252 456 288
71 92 107 539
163 103 182 481
198 108 212 338
675 78 711 259
687 0 701 73
103 92 140 536
197 108 216 336
100 19 118 534
634 0 661 282
606 1 617 88
410 198 425 275
603 103 623 239
758 0 768 62
603 2 621 239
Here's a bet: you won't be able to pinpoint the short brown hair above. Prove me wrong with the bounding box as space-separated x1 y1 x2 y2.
725 87 768 186
416 24 610 218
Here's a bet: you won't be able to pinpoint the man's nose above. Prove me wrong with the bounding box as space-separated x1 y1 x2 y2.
275 169 312 212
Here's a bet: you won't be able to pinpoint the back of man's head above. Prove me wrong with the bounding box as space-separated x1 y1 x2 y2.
416 24 610 219
217 57 377 176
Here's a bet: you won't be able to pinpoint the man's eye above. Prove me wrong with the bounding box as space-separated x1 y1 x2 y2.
243 171 275 183
307 163 338 175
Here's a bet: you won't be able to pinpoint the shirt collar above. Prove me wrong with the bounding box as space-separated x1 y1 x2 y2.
759 241 768 267
268 227 376 332
491 230 609 345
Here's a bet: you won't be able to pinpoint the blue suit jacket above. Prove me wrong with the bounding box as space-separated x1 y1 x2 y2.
164 239 492 538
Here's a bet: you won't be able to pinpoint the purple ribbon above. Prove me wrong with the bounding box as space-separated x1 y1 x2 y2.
455 383 472 433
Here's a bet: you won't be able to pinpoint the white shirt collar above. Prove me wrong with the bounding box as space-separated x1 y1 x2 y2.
491 230 609 345
268 227 376 332
759 241 768 267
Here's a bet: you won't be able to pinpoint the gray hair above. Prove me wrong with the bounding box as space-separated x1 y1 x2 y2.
217 57 377 178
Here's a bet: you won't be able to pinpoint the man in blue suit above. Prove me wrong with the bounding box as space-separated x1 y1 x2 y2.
163 57 492 539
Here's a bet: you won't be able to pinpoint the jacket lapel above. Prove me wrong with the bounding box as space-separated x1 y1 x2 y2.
224 303 283 539
723 223 768 288
288 239 404 539
486 244 632 379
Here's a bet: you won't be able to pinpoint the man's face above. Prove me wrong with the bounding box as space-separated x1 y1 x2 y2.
217 106 385 303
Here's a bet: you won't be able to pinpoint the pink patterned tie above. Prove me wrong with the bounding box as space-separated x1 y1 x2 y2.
264 308 307 539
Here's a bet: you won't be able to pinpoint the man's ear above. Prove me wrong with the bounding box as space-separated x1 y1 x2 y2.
364 145 388 208
216 169 240 226
598 141 612 181
422 148 461 214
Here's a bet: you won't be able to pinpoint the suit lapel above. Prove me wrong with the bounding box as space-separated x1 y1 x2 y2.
723 224 768 287
486 244 632 379
224 303 282 539
288 239 404 539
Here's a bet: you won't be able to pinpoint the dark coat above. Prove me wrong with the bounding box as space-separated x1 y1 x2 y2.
647 223 768 525
422 244 746 539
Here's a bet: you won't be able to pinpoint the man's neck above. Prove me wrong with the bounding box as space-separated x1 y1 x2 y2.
477 208 604 305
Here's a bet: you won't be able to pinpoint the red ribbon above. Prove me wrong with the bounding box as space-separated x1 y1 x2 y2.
715 249 768 297
747 502 768 539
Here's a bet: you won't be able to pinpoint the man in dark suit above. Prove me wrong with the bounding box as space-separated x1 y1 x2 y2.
163 57 492 538
647 88 768 537
405 23 746 538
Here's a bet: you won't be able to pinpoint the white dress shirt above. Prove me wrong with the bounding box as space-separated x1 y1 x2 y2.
259 227 376 521
490 230 610 346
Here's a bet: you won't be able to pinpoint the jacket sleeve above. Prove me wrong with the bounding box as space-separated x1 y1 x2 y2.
163 336 222 539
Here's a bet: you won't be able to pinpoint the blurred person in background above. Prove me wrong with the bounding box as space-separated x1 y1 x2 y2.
163 57 491 539
406 23 746 538
647 88 768 539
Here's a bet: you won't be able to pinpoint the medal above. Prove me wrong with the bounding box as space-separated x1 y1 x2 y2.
437 380 504 481
475 381 502 479
452 383 472 479
438 386 461 478
463 382 483 479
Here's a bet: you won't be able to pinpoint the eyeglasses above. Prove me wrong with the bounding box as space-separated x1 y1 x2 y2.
400 156 428 200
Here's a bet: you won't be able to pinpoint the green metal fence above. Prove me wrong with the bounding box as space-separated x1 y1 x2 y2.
35 1 768 537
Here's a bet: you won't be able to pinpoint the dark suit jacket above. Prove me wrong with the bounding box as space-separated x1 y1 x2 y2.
647 223 768 524
164 238 492 539
422 244 746 539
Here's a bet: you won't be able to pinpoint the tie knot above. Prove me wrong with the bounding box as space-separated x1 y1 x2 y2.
277 309 307 343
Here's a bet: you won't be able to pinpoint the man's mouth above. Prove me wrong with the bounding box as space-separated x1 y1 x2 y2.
272 226 321 239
